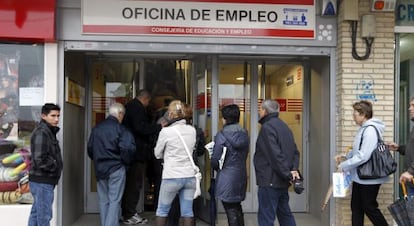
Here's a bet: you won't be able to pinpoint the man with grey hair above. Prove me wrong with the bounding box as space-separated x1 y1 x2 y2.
254 99 300 226
87 102 136 226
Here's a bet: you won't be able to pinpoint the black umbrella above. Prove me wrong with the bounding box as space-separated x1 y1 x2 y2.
208 177 217 226
388 182 414 226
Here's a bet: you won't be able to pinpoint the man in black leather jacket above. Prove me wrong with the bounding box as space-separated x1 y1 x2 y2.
254 99 300 226
121 89 163 224
28 103 63 226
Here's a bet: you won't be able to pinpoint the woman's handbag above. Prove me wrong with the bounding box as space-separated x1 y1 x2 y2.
173 127 202 199
357 125 397 179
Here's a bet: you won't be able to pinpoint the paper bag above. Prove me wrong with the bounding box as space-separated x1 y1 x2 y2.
332 172 352 198
205 141 214 158
218 147 227 170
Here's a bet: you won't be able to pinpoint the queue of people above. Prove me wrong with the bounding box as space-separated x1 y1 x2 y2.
34 95 414 226
30 97 301 226
87 92 206 226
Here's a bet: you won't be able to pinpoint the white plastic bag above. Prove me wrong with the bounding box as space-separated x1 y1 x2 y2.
332 172 352 198
194 167 202 199
218 147 227 170
204 141 214 159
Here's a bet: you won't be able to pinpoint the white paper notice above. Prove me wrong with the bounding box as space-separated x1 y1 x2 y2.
219 147 227 170
19 87 44 106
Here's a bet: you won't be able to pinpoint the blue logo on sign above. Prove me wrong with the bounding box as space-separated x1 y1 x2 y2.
283 8 308 26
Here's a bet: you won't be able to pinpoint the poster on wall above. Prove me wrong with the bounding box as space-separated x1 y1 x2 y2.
65 77 85 107
0 53 18 141
82 0 315 39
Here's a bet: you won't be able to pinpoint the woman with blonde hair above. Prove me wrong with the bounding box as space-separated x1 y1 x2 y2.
154 100 197 226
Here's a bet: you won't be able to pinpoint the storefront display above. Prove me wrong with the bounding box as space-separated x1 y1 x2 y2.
0 43 44 205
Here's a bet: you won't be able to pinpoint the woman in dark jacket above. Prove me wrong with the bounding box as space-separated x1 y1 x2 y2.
211 104 249 226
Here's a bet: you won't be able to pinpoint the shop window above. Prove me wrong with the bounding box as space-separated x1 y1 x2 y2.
0 43 44 205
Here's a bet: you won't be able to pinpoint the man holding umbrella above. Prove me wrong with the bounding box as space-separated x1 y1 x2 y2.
254 99 301 226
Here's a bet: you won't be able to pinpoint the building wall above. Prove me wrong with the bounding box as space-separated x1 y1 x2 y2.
335 0 395 225
61 52 86 226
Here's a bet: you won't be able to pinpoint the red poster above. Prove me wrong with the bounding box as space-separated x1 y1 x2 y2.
275 99 287 112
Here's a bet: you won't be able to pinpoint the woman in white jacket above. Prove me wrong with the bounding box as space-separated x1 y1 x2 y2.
338 100 389 226
153 100 196 226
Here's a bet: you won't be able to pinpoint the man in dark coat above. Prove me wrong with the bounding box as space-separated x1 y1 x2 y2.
121 89 163 224
87 103 136 226
389 97 414 194
254 99 300 226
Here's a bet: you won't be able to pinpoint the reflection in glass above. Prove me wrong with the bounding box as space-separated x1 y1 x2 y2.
0 43 44 206
218 62 251 192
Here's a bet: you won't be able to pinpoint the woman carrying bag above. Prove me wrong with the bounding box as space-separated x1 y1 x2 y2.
338 100 389 226
153 100 197 226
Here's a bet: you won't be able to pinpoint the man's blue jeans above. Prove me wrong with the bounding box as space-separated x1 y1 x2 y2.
257 186 296 226
97 167 126 226
28 181 55 226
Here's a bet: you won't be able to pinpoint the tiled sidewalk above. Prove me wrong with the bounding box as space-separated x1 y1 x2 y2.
72 212 321 226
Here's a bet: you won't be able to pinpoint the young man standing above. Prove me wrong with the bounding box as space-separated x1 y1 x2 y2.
28 103 63 226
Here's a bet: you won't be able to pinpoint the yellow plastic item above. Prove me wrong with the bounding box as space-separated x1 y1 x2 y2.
2 153 21 164
10 163 27 177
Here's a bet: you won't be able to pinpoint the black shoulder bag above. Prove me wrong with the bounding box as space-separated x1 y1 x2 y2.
357 125 397 179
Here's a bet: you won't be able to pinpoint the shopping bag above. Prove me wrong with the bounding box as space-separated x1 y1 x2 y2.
218 147 227 170
388 182 414 226
194 166 202 199
332 172 351 198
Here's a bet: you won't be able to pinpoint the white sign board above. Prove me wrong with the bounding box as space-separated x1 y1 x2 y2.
82 0 315 39
19 87 44 106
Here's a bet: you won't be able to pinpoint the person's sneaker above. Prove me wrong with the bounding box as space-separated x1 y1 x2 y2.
132 213 148 224
122 216 140 225
123 213 148 225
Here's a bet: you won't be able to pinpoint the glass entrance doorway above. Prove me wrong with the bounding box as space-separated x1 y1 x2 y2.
64 52 310 217
215 60 307 212
83 55 196 213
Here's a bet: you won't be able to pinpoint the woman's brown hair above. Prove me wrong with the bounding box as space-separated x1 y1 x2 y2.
352 100 373 119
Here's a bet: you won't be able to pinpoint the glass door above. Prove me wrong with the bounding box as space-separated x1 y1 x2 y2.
85 55 195 213
86 57 137 212
214 59 307 212
216 61 256 212
258 62 307 212
191 56 214 223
